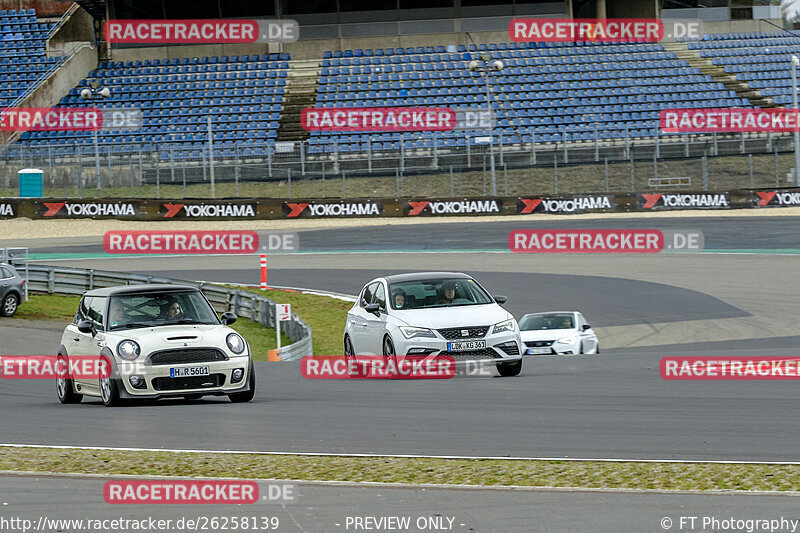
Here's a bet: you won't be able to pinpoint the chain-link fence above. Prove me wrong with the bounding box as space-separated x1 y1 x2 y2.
1 129 798 198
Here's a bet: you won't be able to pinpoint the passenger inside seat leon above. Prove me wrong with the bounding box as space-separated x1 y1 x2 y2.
440 280 456 305
392 289 406 310
559 316 574 329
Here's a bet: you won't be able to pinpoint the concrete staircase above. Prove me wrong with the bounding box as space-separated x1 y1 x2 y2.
276 59 320 142
662 41 775 108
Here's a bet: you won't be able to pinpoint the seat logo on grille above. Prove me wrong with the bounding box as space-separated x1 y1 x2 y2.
461 330 469 337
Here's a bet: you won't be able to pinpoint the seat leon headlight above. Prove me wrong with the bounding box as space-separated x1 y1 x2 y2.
399 326 436 339
226 333 246 354
493 319 516 334
117 340 141 361
556 336 578 345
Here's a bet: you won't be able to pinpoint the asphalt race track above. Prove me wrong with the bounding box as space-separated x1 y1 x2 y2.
2 216 800 461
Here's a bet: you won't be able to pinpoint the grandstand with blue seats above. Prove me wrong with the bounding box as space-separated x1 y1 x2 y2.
0 7 64 108
18 53 291 158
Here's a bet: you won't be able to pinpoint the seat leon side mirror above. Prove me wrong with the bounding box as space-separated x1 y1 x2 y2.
365 303 381 316
582 324 591 331
494 295 508 305
221 312 237 325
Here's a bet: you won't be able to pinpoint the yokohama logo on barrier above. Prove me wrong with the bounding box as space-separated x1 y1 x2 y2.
283 201 382 218
300 107 456 132
517 195 615 214
1 107 101 131
660 108 800 133
39 201 139 218
754 190 800 207
638 193 730 210
406 199 502 216
161 202 257 218
0 202 15 218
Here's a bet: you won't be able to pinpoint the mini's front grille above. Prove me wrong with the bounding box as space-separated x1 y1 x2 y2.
497 343 520 356
149 348 227 366
438 326 490 340
525 340 554 347
152 374 226 391
438 348 499 359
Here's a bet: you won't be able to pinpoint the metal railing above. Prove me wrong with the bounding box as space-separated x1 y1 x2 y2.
24 264 313 360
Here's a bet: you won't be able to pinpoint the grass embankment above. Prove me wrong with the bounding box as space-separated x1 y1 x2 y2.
1 150 793 199
0 446 797 492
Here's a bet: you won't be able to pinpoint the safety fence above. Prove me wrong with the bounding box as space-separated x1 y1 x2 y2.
22 264 313 360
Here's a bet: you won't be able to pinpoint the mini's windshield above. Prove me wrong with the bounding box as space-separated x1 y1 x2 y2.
519 313 575 331
107 291 219 330
387 278 493 309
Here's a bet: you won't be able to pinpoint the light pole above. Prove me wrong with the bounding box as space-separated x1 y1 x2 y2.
792 55 800 185
468 55 503 196
80 82 111 195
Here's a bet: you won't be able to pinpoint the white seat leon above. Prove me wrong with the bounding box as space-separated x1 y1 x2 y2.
519 311 599 355
343 272 523 377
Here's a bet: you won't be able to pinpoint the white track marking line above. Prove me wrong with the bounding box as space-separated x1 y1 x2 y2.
2 443 799 465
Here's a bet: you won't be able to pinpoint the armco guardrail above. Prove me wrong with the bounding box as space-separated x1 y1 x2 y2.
1 187 800 220
25 264 312 360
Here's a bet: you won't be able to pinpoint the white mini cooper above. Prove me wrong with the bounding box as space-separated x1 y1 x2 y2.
57 284 255 406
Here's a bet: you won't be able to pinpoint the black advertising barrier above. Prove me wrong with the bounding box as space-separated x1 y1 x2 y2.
0 198 18 218
751 188 800 208
636 191 732 211
157 199 259 219
403 197 504 216
516 194 617 215
7 188 800 220
280 199 385 218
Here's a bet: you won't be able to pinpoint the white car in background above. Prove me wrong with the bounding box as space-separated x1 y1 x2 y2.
344 272 523 376
519 311 599 355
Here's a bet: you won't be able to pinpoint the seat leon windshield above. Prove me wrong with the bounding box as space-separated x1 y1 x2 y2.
387 277 494 309
108 291 219 330
519 313 575 331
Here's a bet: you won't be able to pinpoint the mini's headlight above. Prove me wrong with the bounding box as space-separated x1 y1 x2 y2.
493 319 516 334
226 333 246 354
117 340 140 361
399 326 436 339
556 336 578 344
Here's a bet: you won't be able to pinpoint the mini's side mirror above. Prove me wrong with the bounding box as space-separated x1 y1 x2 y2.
494 295 508 305
77 319 94 335
582 324 591 331
365 303 381 316
221 312 238 325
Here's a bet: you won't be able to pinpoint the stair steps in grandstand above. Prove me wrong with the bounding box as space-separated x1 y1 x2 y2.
277 59 320 142
661 41 775 108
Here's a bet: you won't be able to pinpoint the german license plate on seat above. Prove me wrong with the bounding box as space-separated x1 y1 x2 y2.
170 366 210 378
447 341 486 351
529 347 551 355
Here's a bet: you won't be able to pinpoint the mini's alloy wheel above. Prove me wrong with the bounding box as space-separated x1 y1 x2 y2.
229 361 256 403
56 355 82 404
100 375 121 407
2 293 18 317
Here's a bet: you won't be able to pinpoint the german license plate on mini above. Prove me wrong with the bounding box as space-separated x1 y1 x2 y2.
447 341 486 351
529 348 551 355
170 366 210 378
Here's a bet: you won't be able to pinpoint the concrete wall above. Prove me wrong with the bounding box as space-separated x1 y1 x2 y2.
607 0 658 18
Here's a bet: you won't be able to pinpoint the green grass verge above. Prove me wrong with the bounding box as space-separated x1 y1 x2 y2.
232 286 350 356
10 293 290 361
1 447 798 492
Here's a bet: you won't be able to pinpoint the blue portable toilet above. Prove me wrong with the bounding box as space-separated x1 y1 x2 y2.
18 168 43 197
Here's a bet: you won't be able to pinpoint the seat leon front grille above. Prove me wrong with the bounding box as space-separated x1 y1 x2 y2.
438 326 490 340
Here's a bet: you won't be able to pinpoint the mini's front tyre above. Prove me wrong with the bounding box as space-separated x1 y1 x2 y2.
100 376 122 407
497 359 522 377
56 355 82 404
229 362 256 403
